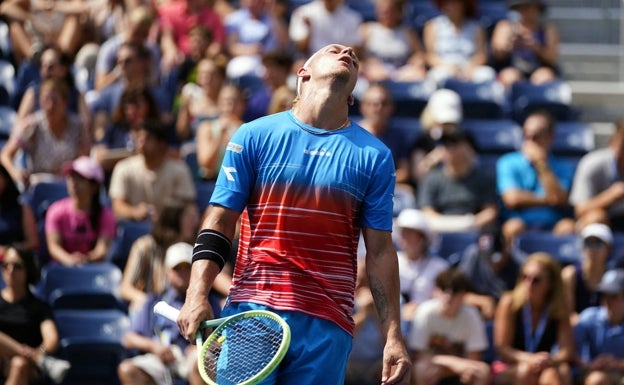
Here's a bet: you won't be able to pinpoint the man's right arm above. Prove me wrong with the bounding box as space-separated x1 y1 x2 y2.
177 205 240 341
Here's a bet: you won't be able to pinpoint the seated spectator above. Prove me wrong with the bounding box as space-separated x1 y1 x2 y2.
0 0 89 64
175 56 227 142
117 242 203 385
108 120 196 222
423 0 496 85
395 208 449 323
223 0 289 79
175 24 215 86
244 49 294 122
288 0 363 59
91 42 172 142
408 268 491 385
358 82 414 185
493 252 574 385
195 83 246 181
0 164 38 254
345 258 385 385
574 269 624 385
15 45 87 124
0 246 71 385
93 5 160 91
569 117 624 232
419 129 499 233
92 84 162 175
119 201 231 316
1 78 91 191
459 226 521 319
358 0 426 82
496 110 575 249
562 223 612 325
157 0 226 73
409 88 462 188
490 0 560 89
45 156 116 266
267 84 295 115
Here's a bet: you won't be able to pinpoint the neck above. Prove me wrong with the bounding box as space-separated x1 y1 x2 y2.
292 93 350 131
445 160 472 178
2 286 27 302
143 154 165 170
73 195 93 212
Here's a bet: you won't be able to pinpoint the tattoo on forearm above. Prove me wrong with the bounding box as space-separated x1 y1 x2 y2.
369 277 389 322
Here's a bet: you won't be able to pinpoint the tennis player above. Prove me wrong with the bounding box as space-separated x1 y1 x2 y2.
177 43 411 385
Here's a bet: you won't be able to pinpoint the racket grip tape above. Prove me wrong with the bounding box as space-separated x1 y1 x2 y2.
153 301 180 321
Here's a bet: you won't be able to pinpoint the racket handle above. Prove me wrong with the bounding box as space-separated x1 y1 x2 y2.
153 301 180 322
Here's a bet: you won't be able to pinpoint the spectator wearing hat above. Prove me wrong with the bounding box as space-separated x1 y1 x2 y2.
108 120 196 222
496 110 576 250
118 242 204 385
562 223 614 325
419 129 499 234
395 208 449 326
409 88 463 187
45 156 116 266
491 0 560 89
423 0 496 85
574 269 624 385
570 118 624 233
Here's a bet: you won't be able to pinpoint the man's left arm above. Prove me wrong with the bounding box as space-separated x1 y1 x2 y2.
363 227 411 385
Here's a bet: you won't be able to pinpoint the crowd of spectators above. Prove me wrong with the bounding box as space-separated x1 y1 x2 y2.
0 0 623 384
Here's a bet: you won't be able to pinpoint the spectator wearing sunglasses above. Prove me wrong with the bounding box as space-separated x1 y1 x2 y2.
0 246 71 384
562 223 613 326
493 252 574 385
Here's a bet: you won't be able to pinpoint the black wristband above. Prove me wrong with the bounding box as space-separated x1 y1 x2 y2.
191 229 231 271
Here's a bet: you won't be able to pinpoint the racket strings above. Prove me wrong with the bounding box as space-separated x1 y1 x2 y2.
202 316 286 384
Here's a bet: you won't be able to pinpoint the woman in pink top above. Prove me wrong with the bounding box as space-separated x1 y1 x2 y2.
45 156 116 266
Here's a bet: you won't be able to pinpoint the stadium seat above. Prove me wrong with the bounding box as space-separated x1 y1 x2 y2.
431 231 479 266
0 105 16 140
106 220 152 270
377 80 435 118
407 1 442 35
27 180 69 222
461 119 522 155
510 81 580 123
54 309 130 385
36 262 125 310
478 1 509 38
551 121 595 157
514 231 582 266
608 232 624 269
346 0 377 22
441 79 507 120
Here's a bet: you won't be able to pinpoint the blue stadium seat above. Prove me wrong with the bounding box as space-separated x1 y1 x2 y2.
377 80 435 118
106 220 152 270
346 0 377 22
196 180 216 214
551 121 595 157
0 105 16 140
407 1 441 34
478 1 509 37
36 263 125 310
54 309 130 385
0 59 15 106
441 79 507 120
510 81 580 123
432 231 479 266
27 180 69 223
609 232 624 269
461 119 522 155
514 231 582 266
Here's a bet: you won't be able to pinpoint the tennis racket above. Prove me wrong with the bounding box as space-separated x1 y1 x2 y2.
153 301 291 385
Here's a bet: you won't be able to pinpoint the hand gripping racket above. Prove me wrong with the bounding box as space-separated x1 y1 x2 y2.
153 301 291 385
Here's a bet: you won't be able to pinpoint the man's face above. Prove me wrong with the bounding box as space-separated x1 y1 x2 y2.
522 114 553 150
307 44 359 91
603 291 624 323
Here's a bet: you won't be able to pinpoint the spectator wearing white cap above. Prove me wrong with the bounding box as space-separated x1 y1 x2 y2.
562 223 614 325
409 89 463 187
118 242 204 385
395 208 449 326
44 156 116 266
574 268 624 385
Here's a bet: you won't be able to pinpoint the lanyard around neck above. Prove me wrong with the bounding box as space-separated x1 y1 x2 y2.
522 303 548 353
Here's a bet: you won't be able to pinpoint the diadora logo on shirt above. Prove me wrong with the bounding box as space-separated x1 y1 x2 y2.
222 166 237 181
303 148 332 157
